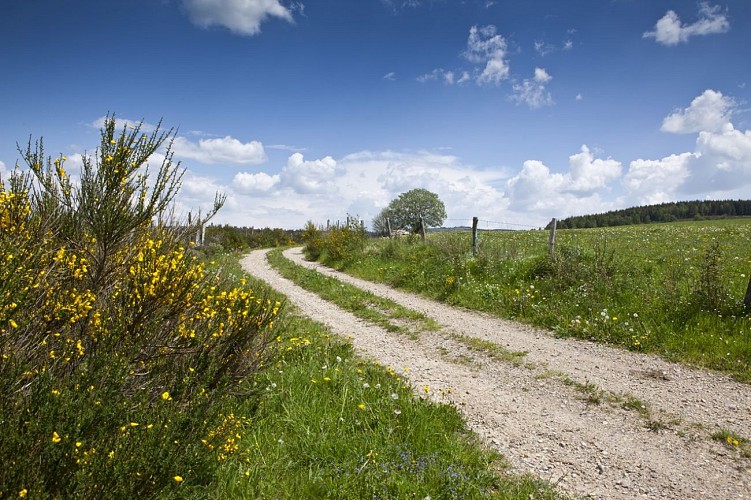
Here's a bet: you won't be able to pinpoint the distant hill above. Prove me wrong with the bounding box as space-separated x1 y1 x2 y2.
553 199 751 229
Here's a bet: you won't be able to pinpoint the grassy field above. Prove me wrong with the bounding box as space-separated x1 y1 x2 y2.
311 219 751 381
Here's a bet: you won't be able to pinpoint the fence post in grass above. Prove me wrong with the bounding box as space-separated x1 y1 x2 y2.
744 274 751 313
548 218 557 257
472 216 479 255
386 216 392 238
420 216 426 243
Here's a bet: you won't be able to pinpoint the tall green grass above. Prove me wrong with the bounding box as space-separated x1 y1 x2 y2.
309 221 751 381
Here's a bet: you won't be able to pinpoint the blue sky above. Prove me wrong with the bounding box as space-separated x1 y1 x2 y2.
1 0 750 229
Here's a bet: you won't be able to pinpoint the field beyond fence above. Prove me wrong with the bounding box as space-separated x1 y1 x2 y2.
308 219 751 381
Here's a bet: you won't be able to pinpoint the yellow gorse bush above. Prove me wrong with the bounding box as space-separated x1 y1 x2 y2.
0 115 282 497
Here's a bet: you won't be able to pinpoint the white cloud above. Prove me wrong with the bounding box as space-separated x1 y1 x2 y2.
417 68 470 86
625 89 751 200
505 145 622 216
623 153 693 205
575 93 583 101
383 72 396 81
509 67 553 109
182 0 294 36
683 123 751 193
644 2 730 46
661 89 735 134
567 145 622 193
172 136 267 165
280 152 339 194
464 25 509 85
233 171 280 194
534 39 573 56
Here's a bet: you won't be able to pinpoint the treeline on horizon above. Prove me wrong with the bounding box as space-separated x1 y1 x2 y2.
554 199 751 229
204 224 305 251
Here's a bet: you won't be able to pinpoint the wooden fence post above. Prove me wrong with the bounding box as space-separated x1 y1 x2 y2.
472 216 479 255
548 218 557 257
420 216 426 243
386 216 392 238
744 274 751 312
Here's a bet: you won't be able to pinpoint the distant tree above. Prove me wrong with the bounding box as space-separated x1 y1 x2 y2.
371 210 391 236
378 188 447 233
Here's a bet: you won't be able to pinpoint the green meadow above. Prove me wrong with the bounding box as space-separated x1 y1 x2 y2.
309 219 751 381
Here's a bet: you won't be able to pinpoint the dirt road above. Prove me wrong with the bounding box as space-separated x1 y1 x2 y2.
240 248 751 499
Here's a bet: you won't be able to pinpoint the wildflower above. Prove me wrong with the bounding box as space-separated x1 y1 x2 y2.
422 385 430 393
19 489 28 497
391 393 398 400
161 391 171 401
358 403 366 410
173 475 183 483
8 319 17 329
323 377 331 382
362 382 370 389
393 409 402 416
52 432 62 443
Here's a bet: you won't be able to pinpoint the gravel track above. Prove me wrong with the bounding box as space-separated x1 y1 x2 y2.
240 248 751 499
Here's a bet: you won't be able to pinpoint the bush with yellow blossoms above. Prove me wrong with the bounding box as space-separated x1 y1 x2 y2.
0 116 281 497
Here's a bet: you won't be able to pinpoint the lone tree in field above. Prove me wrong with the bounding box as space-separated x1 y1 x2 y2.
377 188 447 234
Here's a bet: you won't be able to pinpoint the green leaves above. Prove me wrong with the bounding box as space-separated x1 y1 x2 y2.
379 188 446 233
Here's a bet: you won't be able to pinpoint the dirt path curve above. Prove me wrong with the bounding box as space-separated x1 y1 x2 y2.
240 248 751 499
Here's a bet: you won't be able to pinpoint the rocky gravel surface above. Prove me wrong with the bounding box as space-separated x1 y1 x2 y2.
240 248 751 499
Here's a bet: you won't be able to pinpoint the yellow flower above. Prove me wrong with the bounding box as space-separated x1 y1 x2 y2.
8 319 17 329
18 489 28 497
52 431 62 443
173 475 184 483
357 403 366 410
161 391 171 401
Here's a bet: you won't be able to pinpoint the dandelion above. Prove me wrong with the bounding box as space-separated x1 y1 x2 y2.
323 377 331 382
422 385 430 393
358 403 366 410
52 432 62 443
173 475 183 483
19 489 28 497
161 391 171 401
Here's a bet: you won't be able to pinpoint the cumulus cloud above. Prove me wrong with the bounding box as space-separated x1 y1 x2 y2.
182 0 295 36
661 89 735 134
464 25 509 85
623 153 694 205
172 136 267 165
509 67 553 108
625 89 751 200
644 2 730 46
567 145 622 193
505 145 622 215
279 152 339 194
233 171 280 194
